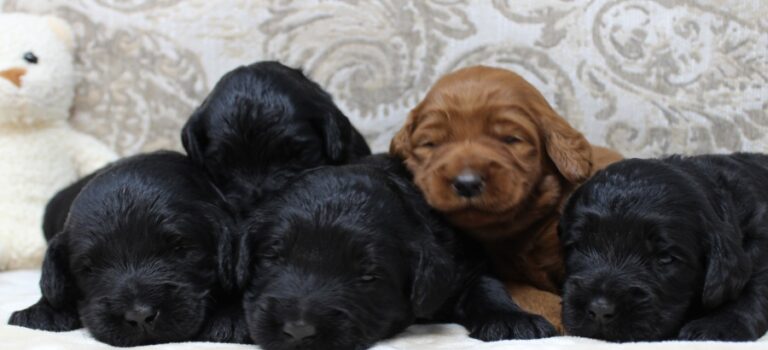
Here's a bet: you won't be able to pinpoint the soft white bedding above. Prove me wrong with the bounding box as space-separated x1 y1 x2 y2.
1 270 766 349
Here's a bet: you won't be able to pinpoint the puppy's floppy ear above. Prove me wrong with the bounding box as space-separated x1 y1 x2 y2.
410 234 456 317
202 203 238 292
315 108 356 163
383 171 456 316
390 110 417 160
40 232 78 309
558 201 600 245
528 95 592 184
9 231 82 331
700 211 752 309
181 107 208 167
235 217 266 290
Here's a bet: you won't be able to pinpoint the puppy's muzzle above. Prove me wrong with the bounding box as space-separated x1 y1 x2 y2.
435 144 504 200
569 272 655 327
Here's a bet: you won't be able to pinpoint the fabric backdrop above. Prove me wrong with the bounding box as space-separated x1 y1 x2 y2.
1 0 766 157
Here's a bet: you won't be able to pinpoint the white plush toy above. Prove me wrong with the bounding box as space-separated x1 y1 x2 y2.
0 13 117 270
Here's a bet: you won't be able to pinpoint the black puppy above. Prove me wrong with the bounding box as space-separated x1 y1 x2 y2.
9 151 248 346
559 153 768 341
182 61 371 215
237 155 557 350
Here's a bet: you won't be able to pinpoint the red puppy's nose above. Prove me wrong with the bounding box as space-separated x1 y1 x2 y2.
452 169 485 198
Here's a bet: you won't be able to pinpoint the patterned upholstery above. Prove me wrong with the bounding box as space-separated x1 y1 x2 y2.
2 0 766 156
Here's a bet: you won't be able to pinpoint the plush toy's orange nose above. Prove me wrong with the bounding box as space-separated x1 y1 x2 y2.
0 68 27 88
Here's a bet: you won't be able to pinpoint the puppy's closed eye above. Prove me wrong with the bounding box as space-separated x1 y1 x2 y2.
258 241 285 266
164 234 196 254
656 253 675 266
412 126 447 150
418 141 436 149
75 257 95 275
499 136 523 145
565 277 586 289
359 274 378 283
358 264 383 284
413 134 442 149
646 234 686 268
560 236 579 249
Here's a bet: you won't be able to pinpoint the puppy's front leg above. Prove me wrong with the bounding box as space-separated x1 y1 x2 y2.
506 282 563 334
452 276 558 340
196 302 252 344
679 277 768 341
8 297 81 331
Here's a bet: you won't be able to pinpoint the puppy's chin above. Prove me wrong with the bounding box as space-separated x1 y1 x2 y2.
248 323 372 350
563 315 664 342
79 287 210 346
245 306 373 350
243 289 411 350
443 209 516 234
562 290 685 342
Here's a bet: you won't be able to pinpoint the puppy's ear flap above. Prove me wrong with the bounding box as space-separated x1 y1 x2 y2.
316 109 356 164
700 212 752 309
409 228 456 317
235 218 264 290
10 231 81 331
206 206 237 293
40 232 78 309
385 173 455 316
389 110 417 160
181 108 208 167
532 99 592 184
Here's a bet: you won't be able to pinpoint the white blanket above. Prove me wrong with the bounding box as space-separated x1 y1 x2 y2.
1 270 766 349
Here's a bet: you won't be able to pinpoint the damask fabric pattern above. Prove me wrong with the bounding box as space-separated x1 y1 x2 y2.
1 0 766 157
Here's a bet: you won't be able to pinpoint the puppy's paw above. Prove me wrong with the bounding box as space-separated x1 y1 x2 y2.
678 315 758 341
8 300 81 331
197 309 252 344
468 311 558 341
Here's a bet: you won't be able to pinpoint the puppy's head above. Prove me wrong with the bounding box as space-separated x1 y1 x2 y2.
182 61 370 208
559 160 751 341
40 154 235 346
238 165 455 350
390 66 592 234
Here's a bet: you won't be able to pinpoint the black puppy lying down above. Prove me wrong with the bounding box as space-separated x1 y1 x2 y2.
559 153 768 341
182 61 370 215
9 151 248 346
238 155 557 350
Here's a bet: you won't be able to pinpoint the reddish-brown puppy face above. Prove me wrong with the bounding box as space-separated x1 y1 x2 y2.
391 66 592 236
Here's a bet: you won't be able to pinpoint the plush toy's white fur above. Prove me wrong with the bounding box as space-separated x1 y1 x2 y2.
0 13 117 270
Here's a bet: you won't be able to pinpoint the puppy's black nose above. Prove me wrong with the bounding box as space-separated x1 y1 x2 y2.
283 320 316 340
452 170 484 198
124 305 158 327
588 297 616 323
